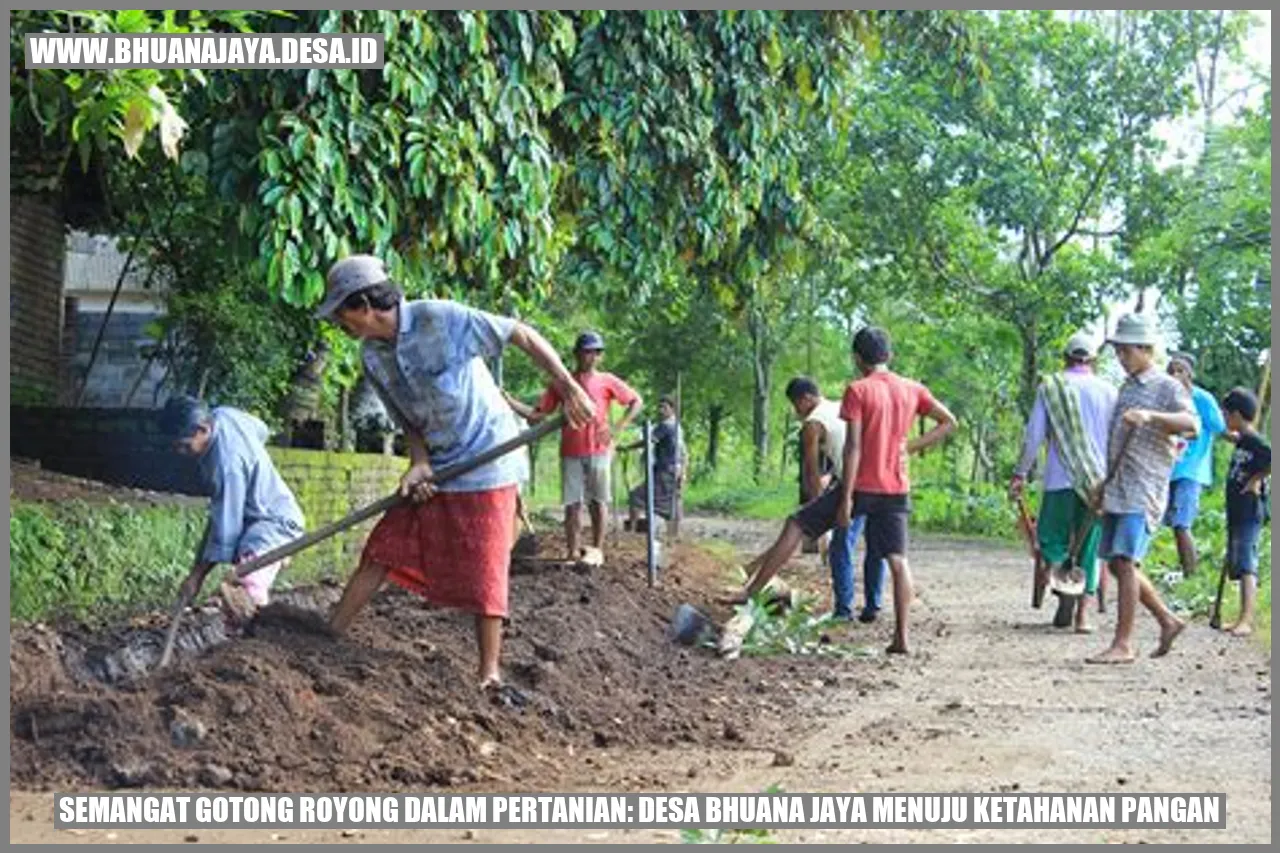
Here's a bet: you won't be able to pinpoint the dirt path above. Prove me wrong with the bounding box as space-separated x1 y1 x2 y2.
11 517 1271 844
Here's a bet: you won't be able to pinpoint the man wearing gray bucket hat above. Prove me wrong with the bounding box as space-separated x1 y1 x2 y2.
316 254 596 697
1087 312 1199 665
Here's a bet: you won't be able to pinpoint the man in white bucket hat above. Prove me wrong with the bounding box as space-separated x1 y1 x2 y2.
1087 313 1200 665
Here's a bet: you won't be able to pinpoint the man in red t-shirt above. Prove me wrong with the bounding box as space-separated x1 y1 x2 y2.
836 327 957 654
721 329 956 655
513 331 642 563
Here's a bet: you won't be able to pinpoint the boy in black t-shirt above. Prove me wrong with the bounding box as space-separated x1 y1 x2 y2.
1221 387 1271 637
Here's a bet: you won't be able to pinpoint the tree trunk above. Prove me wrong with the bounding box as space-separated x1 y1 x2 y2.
1017 321 1040 419
969 428 983 484
706 404 723 470
748 303 772 482
338 386 353 452
776 415 786 477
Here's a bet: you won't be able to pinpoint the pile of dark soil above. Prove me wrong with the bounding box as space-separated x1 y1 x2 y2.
11 534 874 793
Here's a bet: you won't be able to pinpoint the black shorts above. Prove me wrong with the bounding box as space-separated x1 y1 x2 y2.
791 484 844 540
790 487 911 558
856 493 910 558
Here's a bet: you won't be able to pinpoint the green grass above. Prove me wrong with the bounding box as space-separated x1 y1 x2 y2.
680 785 785 844
8 497 368 625
10 500 208 624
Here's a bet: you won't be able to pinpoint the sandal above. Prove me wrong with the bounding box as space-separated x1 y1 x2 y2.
483 682 530 709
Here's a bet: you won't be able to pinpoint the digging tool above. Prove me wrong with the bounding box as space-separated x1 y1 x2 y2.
156 413 566 670
1209 559 1229 630
1015 495 1049 609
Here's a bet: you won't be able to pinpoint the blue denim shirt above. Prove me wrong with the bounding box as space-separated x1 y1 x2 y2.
362 299 527 493
197 407 305 564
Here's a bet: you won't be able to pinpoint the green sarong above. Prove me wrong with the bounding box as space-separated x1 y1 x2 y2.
1037 489 1102 594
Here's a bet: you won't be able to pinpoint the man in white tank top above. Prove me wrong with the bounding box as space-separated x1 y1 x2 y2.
785 377 887 621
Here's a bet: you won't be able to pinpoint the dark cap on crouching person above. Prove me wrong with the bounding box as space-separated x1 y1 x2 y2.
158 394 210 439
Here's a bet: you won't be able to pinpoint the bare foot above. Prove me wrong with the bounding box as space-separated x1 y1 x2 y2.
1074 600 1093 633
1151 619 1186 658
1227 624 1253 638
886 641 909 655
716 588 750 606
1086 646 1136 664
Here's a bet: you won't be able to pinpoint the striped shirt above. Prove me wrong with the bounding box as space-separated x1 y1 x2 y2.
1102 366 1199 530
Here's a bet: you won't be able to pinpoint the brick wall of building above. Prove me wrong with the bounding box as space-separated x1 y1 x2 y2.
10 196 66 402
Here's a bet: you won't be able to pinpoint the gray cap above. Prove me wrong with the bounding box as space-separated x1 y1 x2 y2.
1107 312 1161 347
574 330 605 352
1063 332 1097 360
315 254 389 319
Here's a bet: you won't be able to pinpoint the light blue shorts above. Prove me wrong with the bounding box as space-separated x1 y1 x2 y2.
1163 478 1202 530
1101 512 1153 562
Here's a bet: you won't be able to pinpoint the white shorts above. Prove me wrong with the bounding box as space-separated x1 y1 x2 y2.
233 554 290 606
562 454 612 507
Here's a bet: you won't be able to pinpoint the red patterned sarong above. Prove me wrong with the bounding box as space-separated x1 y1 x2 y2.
361 485 518 617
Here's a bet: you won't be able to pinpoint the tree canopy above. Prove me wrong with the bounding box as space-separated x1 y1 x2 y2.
10 10 1269 486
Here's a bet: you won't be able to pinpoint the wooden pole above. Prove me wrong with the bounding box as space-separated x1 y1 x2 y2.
671 371 684 541
1255 349 1271 429
644 419 657 587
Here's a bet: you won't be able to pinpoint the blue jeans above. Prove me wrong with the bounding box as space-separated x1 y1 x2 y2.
830 515 888 618
1163 478 1202 529
1227 517 1263 578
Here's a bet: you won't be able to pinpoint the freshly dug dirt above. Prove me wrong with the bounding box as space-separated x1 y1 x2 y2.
10 532 865 793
